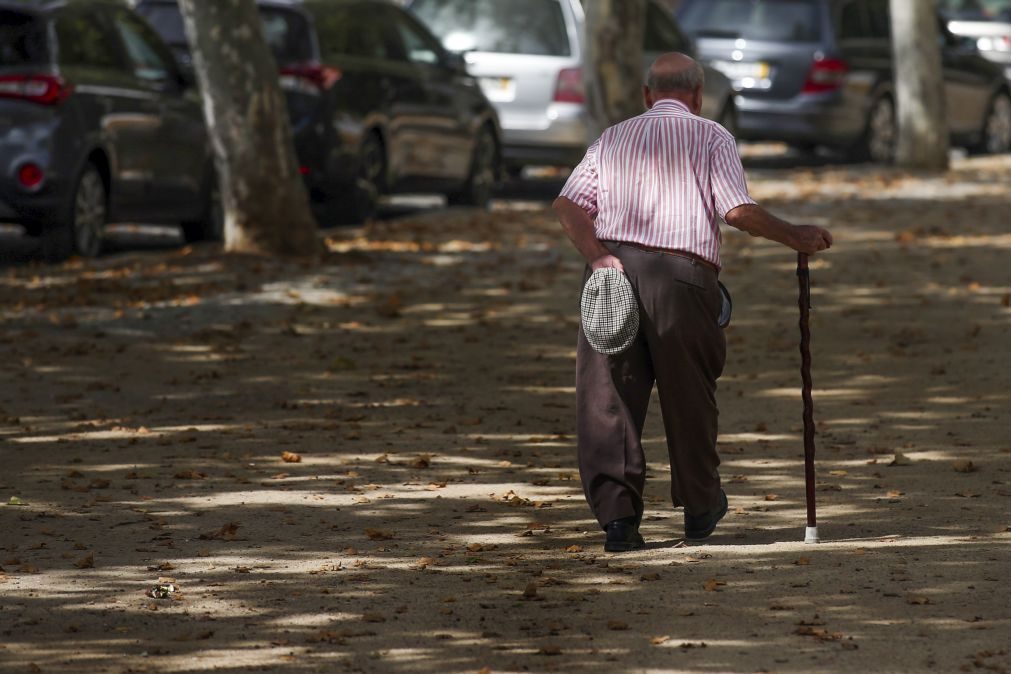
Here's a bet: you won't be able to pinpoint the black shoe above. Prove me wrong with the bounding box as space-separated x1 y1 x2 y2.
604 516 645 552
684 490 728 540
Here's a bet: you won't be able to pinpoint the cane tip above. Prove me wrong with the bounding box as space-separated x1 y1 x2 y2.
804 526 820 544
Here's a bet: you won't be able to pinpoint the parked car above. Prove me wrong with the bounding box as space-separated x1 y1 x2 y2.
408 0 738 173
940 0 1011 80
677 0 1011 162
136 0 503 221
0 0 217 260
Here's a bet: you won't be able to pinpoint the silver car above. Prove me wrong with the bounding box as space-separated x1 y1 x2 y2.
409 0 737 172
941 0 1011 81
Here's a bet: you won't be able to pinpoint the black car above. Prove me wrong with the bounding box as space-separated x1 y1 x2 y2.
137 0 503 222
0 0 217 260
677 0 1011 161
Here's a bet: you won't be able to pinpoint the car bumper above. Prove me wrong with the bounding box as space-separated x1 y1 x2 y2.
734 93 861 146
498 102 590 167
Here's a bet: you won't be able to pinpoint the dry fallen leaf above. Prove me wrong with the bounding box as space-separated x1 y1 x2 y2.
794 557 811 566
607 620 629 630
522 582 539 599
281 451 302 464
364 528 393 541
73 553 94 569
362 612 386 623
537 645 562 656
952 459 976 473
199 522 240 541
650 635 671 645
906 594 932 605
564 545 583 553
703 578 725 591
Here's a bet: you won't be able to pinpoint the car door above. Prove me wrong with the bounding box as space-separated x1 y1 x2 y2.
53 6 157 221
109 7 207 222
939 25 994 136
387 8 473 181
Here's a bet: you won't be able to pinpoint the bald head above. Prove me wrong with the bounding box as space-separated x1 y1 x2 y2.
647 52 705 94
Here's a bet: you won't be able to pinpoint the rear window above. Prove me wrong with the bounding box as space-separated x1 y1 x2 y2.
137 4 188 47
136 3 316 65
411 0 572 56
0 10 48 66
679 0 823 43
938 0 1011 20
260 8 316 65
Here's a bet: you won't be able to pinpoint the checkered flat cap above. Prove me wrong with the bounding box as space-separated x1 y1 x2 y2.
580 267 639 355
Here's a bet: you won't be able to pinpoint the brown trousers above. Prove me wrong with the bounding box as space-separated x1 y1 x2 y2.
576 242 726 529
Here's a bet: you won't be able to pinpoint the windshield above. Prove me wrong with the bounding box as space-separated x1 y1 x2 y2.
679 0 823 43
0 10 47 67
411 0 571 56
937 0 1011 20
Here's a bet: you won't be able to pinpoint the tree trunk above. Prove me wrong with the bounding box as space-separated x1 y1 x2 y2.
583 0 647 140
890 0 949 170
178 0 319 256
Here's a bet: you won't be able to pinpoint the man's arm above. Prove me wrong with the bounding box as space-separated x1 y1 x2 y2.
552 196 624 271
724 204 833 255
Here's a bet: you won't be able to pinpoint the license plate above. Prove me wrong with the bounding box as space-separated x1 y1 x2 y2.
479 76 515 102
711 60 772 90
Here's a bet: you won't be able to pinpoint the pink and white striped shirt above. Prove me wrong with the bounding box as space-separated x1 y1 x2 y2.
559 98 755 269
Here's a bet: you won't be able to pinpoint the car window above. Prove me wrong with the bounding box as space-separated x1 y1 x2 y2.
837 0 866 40
644 2 688 52
135 3 188 48
309 4 398 60
392 12 444 65
411 0 572 57
113 11 172 82
865 0 891 39
55 10 122 70
259 8 316 66
938 0 1011 20
0 10 48 66
679 0 823 43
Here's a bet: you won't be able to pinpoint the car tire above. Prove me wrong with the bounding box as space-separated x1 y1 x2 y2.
181 178 224 243
42 163 106 262
335 132 384 225
447 126 497 209
974 92 1011 155
860 96 897 164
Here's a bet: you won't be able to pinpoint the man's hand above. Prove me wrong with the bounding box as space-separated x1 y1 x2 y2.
590 254 624 272
790 225 833 255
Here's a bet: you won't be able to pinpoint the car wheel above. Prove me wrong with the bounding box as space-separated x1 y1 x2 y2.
863 96 897 164
182 179 224 243
977 92 1011 155
447 127 497 208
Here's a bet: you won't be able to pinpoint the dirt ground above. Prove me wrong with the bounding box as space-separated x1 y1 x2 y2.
1 150 1009 674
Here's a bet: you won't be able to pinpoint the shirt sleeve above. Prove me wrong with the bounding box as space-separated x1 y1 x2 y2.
558 139 600 218
710 139 756 220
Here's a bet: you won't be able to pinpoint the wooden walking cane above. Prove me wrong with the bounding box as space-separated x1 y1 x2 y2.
797 253 819 544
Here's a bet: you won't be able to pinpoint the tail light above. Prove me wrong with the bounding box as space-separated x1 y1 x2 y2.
801 57 848 94
279 62 342 93
0 74 73 105
554 67 585 104
17 163 44 189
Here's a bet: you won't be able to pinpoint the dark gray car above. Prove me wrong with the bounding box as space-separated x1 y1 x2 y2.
677 0 1011 161
0 0 215 261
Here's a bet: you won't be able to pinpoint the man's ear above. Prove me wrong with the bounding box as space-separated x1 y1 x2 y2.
691 85 704 115
643 85 654 109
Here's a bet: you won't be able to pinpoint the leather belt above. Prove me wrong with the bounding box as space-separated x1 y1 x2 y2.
606 240 720 274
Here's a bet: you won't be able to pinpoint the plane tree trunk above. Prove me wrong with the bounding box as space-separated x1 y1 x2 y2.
178 0 319 256
583 0 647 140
890 0 949 170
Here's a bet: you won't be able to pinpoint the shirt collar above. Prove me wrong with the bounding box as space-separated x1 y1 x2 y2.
646 98 692 115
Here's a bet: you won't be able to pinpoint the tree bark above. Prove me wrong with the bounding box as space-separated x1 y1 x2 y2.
178 0 319 256
890 0 949 170
583 0 647 140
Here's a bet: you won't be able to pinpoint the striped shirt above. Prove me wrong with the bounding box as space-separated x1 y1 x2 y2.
559 98 755 269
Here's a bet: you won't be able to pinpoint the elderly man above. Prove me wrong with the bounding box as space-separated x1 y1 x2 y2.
554 53 832 552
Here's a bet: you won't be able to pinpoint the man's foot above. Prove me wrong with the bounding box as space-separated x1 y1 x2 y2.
604 516 645 552
684 490 728 540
